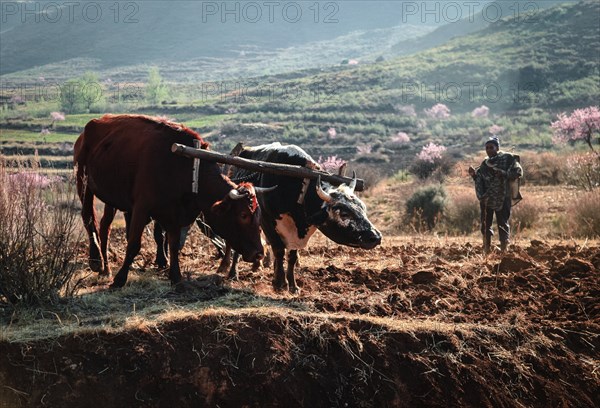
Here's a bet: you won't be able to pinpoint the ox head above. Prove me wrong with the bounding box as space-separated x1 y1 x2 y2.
206 183 266 263
312 173 382 249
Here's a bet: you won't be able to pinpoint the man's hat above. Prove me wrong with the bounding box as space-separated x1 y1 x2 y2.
485 136 499 148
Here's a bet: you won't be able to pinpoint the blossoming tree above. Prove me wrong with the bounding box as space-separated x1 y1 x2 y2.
551 106 600 152
424 103 451 119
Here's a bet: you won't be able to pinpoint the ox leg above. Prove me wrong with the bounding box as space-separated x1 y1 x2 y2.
286 250 300 293
228 251 241 280
111 211 147 288
166 229 183 285
153 222 168 269
272 247 287 291
99 205 117 276
262 245 272 269
217 243 232 277
77 172 102 273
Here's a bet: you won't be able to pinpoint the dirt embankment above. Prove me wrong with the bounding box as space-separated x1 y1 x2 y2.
1 239 598 407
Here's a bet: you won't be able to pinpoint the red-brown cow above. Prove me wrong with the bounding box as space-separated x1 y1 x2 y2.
74 114 264 288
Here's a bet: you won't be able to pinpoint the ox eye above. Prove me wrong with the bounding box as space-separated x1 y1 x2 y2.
336 208 350 219
240 212 251 223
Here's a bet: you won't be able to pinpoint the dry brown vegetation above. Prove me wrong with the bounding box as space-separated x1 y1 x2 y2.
0 177 599 407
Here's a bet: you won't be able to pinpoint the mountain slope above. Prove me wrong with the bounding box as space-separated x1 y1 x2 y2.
390 0 570 57
0 1 434 75
229 0 600 114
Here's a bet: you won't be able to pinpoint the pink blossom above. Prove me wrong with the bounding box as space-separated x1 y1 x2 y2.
327 128 337 138
391 132 410 144
551 106 600 151
40 128 51 136
472 105 489 118
10 95 24 104
424 103 451 119
348 59 359 65
50 112 65 121
489 124 504 135
9 172 57 189
417 142 446 164
318 155 347 173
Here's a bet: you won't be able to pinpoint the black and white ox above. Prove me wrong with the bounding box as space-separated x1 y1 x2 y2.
225 142 382 292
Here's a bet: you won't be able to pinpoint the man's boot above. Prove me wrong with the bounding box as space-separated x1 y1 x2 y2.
500 241 508 252
483 236 491 254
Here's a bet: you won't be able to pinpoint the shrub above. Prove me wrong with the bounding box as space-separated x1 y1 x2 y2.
564 152 600 191
0 162 82 305
523 152 564 185
349 163 384 190
566 189 600 237
446 190 480 234
511 200 541 231
410 143 455 181
405 184 448 230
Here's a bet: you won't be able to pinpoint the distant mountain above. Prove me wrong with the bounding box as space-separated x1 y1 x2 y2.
0 0 440 75
391 0 573 56
210 1 599 115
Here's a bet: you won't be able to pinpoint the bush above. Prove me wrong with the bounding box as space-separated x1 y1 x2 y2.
405 184 448 230
564 152 600 191
446 190 480 234
566 190 600 237
0 162 82 305
349 163 384 191
523 152 564 185
511 200 541 231
410 154 454 181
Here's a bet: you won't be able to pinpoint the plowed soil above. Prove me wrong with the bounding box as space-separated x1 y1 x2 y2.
1 228 599 407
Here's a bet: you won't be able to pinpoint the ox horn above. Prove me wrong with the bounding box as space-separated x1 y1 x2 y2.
316 176 332 203
228 189 249 200
348 170 357 193
254 185 278 194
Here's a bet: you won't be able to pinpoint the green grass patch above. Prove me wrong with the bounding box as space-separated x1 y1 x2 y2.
0 128 79 143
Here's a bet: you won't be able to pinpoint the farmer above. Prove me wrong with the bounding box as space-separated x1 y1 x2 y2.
468 137 523 253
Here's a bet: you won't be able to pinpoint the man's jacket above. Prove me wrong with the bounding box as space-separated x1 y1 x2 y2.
474 152 523 210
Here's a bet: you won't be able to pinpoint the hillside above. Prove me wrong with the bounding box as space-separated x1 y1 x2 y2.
0 1 436 76
390 0 570 56
214 0 599 114
183 0 599 164
1 1 598 177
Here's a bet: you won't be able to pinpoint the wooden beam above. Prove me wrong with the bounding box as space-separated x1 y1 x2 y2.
171 143 364 191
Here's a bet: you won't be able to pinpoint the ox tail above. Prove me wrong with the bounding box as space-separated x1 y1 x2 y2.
74 129 103 272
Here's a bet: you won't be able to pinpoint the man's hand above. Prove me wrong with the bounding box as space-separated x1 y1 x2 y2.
468 166 476 177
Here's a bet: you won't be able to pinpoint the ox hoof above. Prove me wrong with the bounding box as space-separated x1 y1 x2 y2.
272 281 288 292
110 278 127 289
289 285 301 294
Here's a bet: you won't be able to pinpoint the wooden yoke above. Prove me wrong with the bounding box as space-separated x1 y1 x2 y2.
171 143 365 191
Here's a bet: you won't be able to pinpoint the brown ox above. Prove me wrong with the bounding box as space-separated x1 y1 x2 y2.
74 114 264 288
